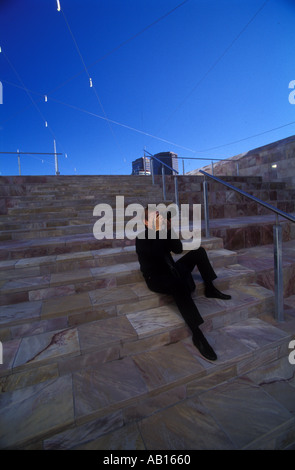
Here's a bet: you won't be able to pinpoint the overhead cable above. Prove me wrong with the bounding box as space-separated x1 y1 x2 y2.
58 3 123 159
156 0 270 133
50 0 191 95
1 76 294 156
1 48 68 164
45 95 295 155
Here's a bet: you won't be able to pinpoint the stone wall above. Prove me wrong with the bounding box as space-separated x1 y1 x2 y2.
188 135 295 187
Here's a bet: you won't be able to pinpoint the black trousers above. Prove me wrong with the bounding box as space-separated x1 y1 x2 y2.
145 247 217 332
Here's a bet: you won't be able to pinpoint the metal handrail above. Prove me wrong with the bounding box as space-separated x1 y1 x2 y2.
179 157 240 176
145 150 179 205
199 169 295 322
0 149 63 176
199 170 295 224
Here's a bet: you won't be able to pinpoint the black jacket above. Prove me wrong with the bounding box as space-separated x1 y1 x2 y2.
135 227 183 280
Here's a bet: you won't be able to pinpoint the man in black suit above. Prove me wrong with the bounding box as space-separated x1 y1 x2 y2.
135 208 231 361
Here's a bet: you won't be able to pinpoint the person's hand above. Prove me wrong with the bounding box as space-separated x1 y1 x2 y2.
155 212 165 231
145 210 159 230
145 210 170 231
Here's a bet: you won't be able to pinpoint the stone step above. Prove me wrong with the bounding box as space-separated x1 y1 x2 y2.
237 239 295 298
0 175 155 185
1 174 295 450
0 175 289 199
3 190 294 213
0 230 147 260
0 209 143 227
5 202 294 226
0 279 276 382
0 213 203 258
0 250 238 309
0 220 204 242
0 263 257 335
0 223 95 241
2 183 294 200
0 247 237 306
208 214 295 251
0 183 159 198
0 197 172 221
5 197 164 215
2 189 162 206
1 205 177 240
0 282 274 373
0 313 293 449
0 237 224 278
181 186 295 199
2 211 294 260
166 184 290 200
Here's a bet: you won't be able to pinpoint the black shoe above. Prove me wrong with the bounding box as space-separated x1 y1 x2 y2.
205 286 231 300
192 332 217 361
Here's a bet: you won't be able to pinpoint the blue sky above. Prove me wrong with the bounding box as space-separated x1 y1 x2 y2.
0 0 294 176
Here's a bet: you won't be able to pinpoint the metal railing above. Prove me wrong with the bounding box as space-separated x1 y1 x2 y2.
0 146 63 176
200 169 295 322
145 150 179 206
180 157 240 176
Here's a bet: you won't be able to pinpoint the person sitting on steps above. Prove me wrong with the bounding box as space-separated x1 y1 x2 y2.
135 207 231 361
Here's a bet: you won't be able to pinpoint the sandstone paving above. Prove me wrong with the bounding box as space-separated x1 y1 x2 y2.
13 327 80 369
1 214 293 261
246 356 295 415
0 338 21 377
284 294 295 312
0 300 42 327
73 422 146 450
78 316 137 353
0 315 294 449
132 342 206 393
0 374 74 449
138 397 235 450
40 291 92 318
12 314 68 339
43 410 126 450
0 363 59 393
221 317 289 352
88 284 139 308
1 274 51 295
198 376 294 450
127 304 183 339
237 240 295 296
0 174 295 450
72 356 149 422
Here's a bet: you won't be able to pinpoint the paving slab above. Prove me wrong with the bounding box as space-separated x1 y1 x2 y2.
13 327 80 369
0 374 74 449
138 397 235 450
199 376 293 449
73 356 148 422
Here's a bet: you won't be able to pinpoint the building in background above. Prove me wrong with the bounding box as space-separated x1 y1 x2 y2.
132 152 179 176
152 152 178 175
131 156 151 175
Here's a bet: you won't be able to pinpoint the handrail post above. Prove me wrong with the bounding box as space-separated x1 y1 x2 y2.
151 158 155 185
162 165 166 201
199 168 294 322
203 176 210 238
273 214 284 321
17 149 21 176
54 140 60 176
174 175 179 206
